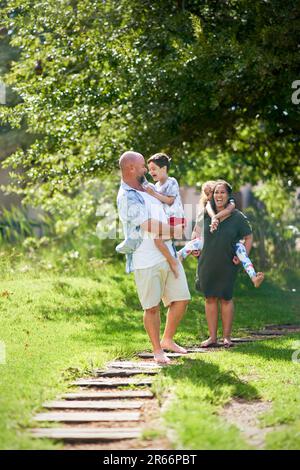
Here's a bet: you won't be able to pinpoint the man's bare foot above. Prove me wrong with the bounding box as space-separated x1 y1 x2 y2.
200 337 217 348
252 272 264 288
161 339 187 354
169 258 179 279
153 350 171 365
223 337 233 348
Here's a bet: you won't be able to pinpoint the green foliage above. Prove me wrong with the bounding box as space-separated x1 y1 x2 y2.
0 205 51 242
0 0 299 203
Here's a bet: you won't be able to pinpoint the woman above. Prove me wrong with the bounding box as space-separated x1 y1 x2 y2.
194 180 253 347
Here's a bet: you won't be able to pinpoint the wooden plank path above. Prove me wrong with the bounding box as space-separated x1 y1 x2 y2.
31 360 158 445
30 329 287 446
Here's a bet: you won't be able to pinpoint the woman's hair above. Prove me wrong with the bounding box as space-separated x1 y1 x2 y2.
211 179 233 212
147 153 171 171
199 180 217 208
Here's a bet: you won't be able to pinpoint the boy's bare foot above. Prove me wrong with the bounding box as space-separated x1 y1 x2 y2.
252 272 264 288
223 337 233 348
153 350 171 365
161 339 187 354
200 337 217 348
169 258 179 278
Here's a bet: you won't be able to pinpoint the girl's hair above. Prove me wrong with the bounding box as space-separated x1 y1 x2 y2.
147 153 171 171
199 180 217 207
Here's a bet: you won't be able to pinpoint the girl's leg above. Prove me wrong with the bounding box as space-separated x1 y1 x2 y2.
235 242 264 288
201 297 218 347
178 237 203 261
220 298 234 347
154 239 179 278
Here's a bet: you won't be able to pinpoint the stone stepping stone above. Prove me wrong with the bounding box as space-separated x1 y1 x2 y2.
33 411 141 422
108 361 162 370
43 400 142 410
72 378 153 387
95 368 158 377
31 427 141 441
63 390 153 400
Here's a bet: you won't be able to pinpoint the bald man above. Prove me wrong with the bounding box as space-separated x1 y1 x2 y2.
116 151 190 364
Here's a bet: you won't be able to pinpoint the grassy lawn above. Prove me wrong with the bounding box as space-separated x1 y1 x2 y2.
0 249 299 450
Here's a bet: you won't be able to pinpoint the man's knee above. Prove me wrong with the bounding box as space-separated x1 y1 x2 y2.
169 299 189 308
145 305 160 315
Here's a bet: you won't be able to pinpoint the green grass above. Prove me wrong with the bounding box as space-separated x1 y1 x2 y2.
0 247 299 449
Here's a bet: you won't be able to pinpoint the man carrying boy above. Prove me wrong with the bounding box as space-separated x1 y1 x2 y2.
117 151 190 364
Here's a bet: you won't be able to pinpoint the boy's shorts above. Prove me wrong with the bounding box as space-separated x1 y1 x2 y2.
134 260 191 310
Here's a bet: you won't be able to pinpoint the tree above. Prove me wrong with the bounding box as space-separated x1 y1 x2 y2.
0 0 299 207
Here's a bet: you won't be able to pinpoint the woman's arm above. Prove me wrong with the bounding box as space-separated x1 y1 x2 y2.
214 201 235 220
144 186 175 205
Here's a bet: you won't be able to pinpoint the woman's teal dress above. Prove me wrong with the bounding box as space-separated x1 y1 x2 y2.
196 210 252 300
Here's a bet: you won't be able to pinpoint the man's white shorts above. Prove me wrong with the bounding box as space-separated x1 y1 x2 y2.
134 260 191 310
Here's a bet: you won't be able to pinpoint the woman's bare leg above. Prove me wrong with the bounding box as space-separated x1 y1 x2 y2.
201 297 218 347
220 299 234 347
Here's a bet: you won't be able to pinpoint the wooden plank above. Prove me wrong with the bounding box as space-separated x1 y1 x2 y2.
31 427 141 441
62 390 153 400
231 338 256 343
43 400 142 410
33 411 141 422
138 352 183 359
265 324 300 330
186 346 222 352
108 361 162 370
248 331 284 336
95 369 158 377
72 378 153 387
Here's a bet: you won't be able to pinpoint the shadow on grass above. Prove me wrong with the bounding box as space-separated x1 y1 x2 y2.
161 357 260 401
228 337 300 363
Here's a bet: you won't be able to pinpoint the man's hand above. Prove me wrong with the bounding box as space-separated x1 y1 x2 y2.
232 255 240 265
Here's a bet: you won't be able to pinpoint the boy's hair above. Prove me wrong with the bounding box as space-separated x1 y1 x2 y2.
147 153 171 171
